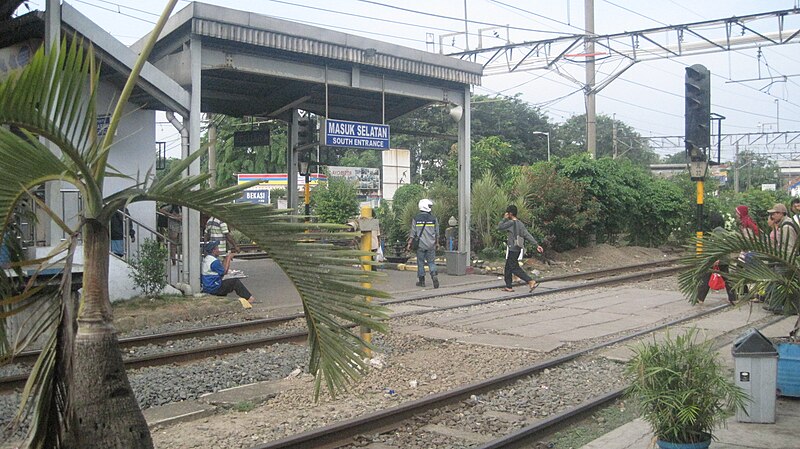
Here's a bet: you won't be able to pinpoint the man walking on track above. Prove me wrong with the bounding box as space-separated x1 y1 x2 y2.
407 198 440 288
499 205 542 292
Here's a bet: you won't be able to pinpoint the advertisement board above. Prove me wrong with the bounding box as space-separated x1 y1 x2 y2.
328 166 380 191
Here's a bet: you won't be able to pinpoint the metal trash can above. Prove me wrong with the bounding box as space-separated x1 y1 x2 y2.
731 328 778 423
445 251 467 276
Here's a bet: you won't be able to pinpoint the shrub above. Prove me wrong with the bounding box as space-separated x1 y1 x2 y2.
311 177 359 224
129 238 168 298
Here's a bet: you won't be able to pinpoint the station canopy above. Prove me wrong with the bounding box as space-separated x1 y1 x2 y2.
2 2 482 123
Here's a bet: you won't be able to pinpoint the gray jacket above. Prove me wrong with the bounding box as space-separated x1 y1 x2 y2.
498 218 538 251
410 212 439 251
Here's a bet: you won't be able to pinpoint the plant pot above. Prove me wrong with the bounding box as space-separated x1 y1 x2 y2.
656 439 711 449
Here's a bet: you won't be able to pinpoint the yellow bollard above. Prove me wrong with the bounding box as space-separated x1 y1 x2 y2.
359 205 373 356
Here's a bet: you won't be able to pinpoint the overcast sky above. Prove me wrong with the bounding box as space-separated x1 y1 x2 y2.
19 0 800 161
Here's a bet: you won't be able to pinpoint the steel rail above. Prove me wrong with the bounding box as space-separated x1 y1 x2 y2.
0 262 681 393
10 258 680 366
476 314 788 449
247 302 737 449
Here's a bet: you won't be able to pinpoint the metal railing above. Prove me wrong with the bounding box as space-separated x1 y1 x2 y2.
114 209 183 288
53 188 183 287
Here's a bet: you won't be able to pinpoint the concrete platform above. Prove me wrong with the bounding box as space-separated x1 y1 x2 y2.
582 316 800 449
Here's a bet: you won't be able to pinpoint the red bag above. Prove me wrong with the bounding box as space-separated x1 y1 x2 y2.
708 262 725 290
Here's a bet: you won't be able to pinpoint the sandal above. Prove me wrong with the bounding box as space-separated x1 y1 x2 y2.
239 298 253 309
529 281 538 292
501 287 514 292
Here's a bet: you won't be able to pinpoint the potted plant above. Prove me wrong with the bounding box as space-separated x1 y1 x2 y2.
624 328 748 449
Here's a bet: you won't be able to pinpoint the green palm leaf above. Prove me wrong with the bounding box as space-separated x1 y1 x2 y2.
0 10 391 447
679 228 800 335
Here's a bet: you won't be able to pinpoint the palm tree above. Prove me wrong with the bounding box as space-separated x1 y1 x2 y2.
0 3 388 448
678 227 800 337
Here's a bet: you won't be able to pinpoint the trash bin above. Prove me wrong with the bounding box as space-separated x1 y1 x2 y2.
445 251 467 276
776 342 800 397
731 328 778 423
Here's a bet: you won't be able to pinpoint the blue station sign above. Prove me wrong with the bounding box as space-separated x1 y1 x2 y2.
322 119 390 150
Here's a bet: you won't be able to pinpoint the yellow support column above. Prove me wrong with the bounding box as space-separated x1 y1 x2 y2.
696 180 704 254
359 205 373 356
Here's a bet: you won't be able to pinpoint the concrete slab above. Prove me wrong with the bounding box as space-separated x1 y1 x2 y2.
458 333 563 352
143 400 216 428
199 379 295 408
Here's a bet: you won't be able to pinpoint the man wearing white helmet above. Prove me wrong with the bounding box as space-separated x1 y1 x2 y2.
407 198 440 288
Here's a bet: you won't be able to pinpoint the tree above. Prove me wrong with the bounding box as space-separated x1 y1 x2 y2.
557 114 658 166
729 150 780 191
202 115 287 188
0 11 387 449
389 94 553 185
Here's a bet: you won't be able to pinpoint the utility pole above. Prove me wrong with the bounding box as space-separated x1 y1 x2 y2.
585 0 597 158
612 115 618 159
208 113 217 189
734 143 740 193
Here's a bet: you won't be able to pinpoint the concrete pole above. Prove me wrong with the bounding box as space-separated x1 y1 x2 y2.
457 87 472 265
287 110 300 214
44 0 62 246
585 0 597 158
187 37 202 293
208 113 217 189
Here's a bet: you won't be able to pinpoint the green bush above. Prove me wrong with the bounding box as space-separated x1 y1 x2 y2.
129 238 168 298
627 178 685 247
518 164 600 251
311 177 359 224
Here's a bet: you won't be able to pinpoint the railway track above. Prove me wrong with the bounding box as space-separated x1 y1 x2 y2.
0 259 681 393
249 310 785 449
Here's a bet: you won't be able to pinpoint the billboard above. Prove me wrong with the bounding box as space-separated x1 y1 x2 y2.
328 166 380 191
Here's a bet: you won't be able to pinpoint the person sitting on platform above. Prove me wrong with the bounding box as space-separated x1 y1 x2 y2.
201 240 257 309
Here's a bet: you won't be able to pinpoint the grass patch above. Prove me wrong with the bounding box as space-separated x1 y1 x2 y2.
112 294 191 310
234 401 255 413
545 399 638 449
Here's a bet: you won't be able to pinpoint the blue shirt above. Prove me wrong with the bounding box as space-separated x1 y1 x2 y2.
201 254 225 293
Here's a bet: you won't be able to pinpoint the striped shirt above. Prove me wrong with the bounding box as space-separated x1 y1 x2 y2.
205 217 229 254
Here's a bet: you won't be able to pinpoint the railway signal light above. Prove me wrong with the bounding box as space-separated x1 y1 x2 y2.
296 116 316 149
685 64 711 162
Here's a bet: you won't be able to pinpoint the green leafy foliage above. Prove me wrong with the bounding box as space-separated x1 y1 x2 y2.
311 177 359 224
515 164 600 251
558 154 645 244
470 171 509 251
627 178 685 247
557 113 658 166
625 328 748 444
128 238 168 297
201 115 288 188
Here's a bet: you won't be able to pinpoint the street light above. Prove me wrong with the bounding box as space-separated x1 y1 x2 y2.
532 131 550 161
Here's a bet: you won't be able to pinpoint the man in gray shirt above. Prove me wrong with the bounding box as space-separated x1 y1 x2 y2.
407 198 439 288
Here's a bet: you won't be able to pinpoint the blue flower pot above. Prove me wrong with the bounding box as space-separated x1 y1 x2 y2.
656 440 711 449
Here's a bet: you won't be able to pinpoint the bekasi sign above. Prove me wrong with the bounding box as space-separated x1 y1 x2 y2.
322 118 390 150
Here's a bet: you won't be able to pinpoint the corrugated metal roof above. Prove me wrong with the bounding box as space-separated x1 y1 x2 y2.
193 18 481 86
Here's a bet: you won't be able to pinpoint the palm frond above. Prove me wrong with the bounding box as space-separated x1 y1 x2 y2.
0 38 101 201
679 229 800 332
110 163 391 397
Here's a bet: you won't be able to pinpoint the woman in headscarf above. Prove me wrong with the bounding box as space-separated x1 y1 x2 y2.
735 205 759 238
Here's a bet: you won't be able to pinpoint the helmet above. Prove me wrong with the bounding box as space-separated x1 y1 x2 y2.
418 198 433 212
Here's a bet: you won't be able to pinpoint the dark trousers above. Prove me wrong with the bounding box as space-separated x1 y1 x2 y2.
213 278 252 299
504 249 532 288
697 263 735 303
